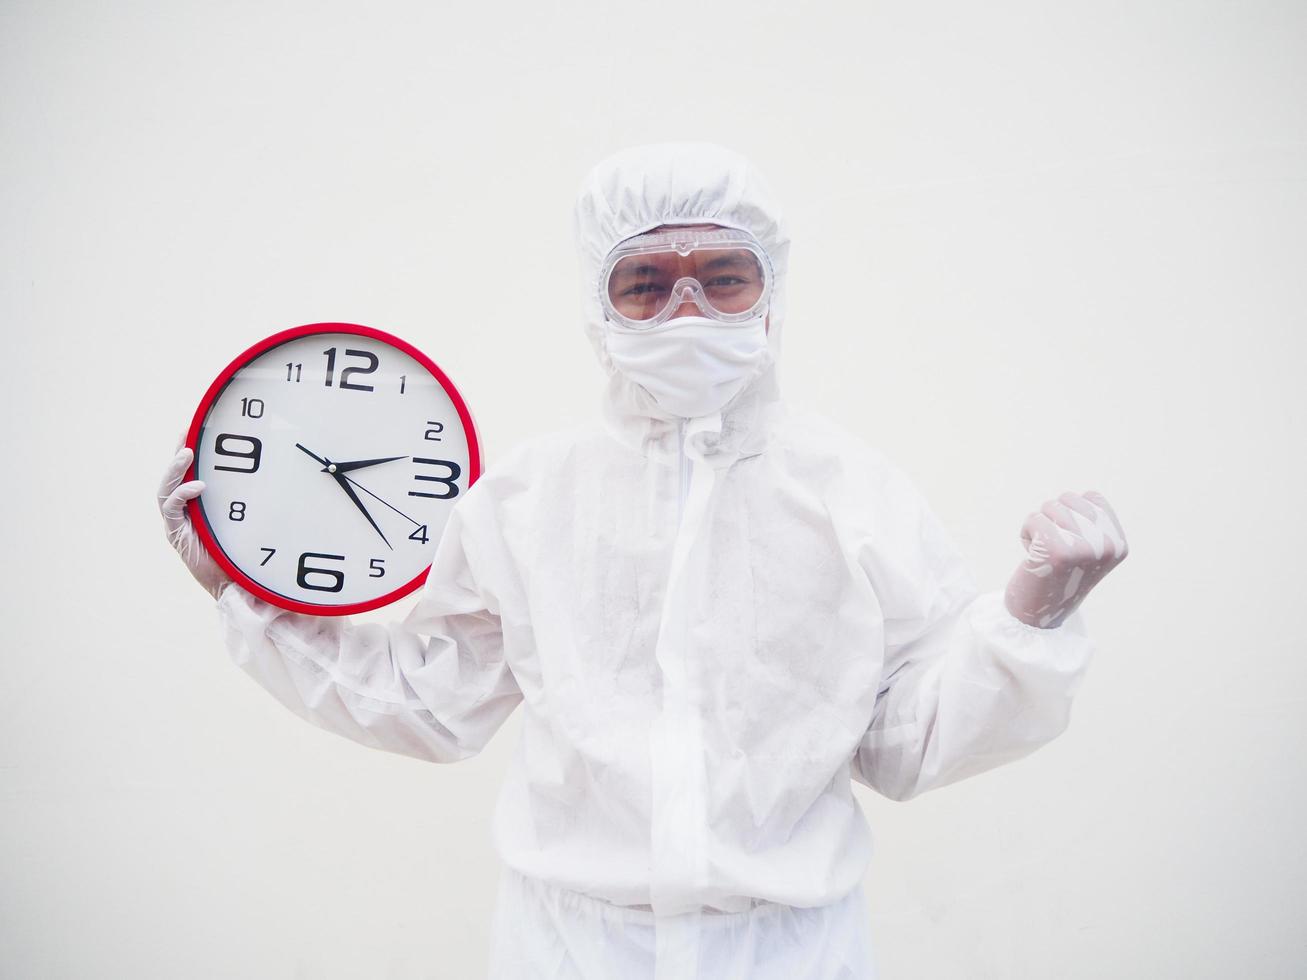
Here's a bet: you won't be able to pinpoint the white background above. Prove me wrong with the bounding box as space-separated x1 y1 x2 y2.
3 1 1303 977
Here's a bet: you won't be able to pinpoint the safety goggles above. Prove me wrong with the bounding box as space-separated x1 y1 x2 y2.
599 228 773 330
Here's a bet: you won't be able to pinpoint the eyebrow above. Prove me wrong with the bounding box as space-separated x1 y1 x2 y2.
699 254 754 271
613 254 756 280
614 263 665 279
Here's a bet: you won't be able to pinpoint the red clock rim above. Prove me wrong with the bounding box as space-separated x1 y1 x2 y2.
184 322 483 616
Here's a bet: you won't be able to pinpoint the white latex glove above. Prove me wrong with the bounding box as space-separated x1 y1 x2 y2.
157 435 232 600
1004 490 1128 629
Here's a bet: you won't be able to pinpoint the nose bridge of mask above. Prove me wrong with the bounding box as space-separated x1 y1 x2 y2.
672 276 712 316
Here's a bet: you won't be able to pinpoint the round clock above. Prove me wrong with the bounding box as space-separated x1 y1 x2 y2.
185 322 482 615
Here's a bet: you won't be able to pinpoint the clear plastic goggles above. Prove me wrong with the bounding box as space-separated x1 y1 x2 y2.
599 228 773 330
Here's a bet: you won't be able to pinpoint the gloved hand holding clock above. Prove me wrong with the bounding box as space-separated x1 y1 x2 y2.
1004 489 1129 629
158 437 230 600
157 322 481 615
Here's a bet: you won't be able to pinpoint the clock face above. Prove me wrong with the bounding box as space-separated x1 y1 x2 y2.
186 323 481 615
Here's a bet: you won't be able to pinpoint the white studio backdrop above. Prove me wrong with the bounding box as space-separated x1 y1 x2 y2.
3 1 1304 977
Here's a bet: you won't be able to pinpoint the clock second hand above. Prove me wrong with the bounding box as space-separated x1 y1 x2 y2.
296 442 393 551
341 473 425 529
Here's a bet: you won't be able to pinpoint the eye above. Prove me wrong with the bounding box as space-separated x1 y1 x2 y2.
622 282 668 297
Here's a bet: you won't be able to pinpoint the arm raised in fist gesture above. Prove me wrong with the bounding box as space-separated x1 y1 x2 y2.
1004 490 1128 629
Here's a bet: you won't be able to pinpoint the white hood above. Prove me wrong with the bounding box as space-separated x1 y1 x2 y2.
572 142 791 467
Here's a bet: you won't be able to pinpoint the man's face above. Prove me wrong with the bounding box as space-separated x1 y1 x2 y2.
636 223 770 334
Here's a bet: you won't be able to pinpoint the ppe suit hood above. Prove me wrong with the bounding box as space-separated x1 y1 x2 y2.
573 142 791 467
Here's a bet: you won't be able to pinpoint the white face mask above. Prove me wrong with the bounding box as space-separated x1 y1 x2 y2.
603 315 772 420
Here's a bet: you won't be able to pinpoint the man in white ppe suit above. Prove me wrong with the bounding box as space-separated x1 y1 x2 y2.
158 142 1129 979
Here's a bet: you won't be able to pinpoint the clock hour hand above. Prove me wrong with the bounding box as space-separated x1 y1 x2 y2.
331 471 393 551
326 455 408 474
295 442 331 467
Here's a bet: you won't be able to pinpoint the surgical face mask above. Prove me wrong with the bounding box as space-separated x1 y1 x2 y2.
603 313 771 420
599 228 774 330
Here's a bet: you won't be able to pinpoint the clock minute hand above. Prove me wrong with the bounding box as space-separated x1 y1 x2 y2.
296 442 392 549
327 455 409 474
331 472 393 551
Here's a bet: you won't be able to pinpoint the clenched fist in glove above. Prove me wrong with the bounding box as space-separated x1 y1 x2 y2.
157 435 233 600
1004 490 1128 629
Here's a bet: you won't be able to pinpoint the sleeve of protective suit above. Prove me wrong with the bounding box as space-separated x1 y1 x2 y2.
212 485 523 764
850 457 1096 802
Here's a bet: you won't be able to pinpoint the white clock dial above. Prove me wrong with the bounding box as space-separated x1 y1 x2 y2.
189 325 479 614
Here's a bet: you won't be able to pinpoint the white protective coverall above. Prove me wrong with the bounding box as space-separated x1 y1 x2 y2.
212 142 1095 979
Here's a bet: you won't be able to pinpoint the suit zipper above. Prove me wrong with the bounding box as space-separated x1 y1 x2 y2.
676 418 688 524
